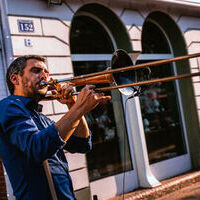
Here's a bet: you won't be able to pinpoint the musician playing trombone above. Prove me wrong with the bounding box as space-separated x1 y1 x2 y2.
0 55 111 200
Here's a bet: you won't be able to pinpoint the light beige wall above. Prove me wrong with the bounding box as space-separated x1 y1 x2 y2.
181 26 200 121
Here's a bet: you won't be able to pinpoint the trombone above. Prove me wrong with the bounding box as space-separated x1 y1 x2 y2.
42 49 200 100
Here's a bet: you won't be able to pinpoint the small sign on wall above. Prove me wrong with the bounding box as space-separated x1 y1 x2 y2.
24 39 33 47
17 20 35 33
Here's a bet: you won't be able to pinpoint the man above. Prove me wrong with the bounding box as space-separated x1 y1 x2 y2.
0 55 111 200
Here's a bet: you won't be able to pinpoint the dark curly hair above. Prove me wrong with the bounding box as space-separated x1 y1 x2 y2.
6 55 46 94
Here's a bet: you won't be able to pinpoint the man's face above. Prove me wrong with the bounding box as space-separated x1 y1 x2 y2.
18 59 49 99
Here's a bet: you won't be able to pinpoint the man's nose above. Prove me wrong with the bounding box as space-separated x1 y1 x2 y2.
40 71 48 81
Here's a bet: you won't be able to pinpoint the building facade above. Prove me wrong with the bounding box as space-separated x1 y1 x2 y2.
0 0 200 199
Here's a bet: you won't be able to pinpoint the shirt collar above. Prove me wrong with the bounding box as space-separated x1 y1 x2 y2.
9 95 43 112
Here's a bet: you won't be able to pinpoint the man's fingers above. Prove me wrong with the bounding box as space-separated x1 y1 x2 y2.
79 85 96 98
61 84 74 98
84 85 96 92
51 90 57 95
96 95 111 102
75 85 111 114
93 92 111 103
85 85 96 89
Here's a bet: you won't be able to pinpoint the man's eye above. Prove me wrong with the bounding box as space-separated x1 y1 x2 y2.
32 68 41 73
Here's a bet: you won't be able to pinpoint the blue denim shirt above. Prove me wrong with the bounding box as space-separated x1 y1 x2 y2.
0 95 92 200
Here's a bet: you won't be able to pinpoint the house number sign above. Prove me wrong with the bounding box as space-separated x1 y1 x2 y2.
18 20 35 33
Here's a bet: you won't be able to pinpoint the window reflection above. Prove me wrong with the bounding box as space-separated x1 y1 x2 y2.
73 61 132 181
138 61 187 164
140 19 187 164
86 102 124 181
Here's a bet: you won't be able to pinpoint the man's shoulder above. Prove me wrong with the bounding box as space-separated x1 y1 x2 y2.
0 96 12 106
0 96 29 124
0 95 25 111
0 95 18 105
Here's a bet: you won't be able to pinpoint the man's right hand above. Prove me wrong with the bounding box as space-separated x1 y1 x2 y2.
55 85 111 141
75 85 111 115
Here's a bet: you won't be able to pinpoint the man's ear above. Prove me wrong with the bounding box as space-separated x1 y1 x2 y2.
10 74 19 85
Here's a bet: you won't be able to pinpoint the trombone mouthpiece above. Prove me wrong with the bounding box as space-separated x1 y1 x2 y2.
40 81 48 87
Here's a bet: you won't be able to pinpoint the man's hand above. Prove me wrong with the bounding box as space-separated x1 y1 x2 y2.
54 83 111 112
75 85 111 115
53 83 77 106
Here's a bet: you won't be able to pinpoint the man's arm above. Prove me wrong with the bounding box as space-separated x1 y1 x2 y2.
54 85 111 141
66 100 89 138
58 99 92 153
54 85 108 141
0 100 65 163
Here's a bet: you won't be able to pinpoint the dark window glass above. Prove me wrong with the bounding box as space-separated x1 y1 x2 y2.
139 20 187 164
137 60 186 163
70 16 114 54
73 61 132 180
142 21 171 54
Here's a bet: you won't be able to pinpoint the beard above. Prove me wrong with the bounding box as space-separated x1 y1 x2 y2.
21 77 48 100
34 88 48 98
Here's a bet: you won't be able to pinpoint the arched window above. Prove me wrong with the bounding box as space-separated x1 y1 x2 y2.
138 16 187 164
70 10 132 181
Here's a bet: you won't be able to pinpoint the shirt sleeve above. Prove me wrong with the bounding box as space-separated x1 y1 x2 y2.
0 100 65 163
64 132 92 153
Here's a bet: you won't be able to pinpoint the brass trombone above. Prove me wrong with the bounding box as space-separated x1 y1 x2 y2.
42 49 200 100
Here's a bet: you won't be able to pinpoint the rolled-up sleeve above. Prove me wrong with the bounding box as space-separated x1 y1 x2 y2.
0 100 65 163
64 133 92 153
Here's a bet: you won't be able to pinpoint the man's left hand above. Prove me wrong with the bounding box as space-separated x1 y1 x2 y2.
53 83 77 106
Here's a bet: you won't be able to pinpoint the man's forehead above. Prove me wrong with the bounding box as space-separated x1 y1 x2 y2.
26 59 48 70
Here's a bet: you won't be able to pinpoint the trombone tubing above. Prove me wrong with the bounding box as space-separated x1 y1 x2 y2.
56 52 200 83
43 72 200 100
95 72 200 92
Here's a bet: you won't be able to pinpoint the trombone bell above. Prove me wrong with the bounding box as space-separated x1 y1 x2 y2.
111 49 151 96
